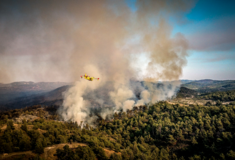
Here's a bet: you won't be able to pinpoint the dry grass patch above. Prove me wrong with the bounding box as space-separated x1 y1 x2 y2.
37 128 47 134
0 123 21 132
0 151 36 160
43 142 87 160
103 148 121 158
1 124 6 130
27 125 34 130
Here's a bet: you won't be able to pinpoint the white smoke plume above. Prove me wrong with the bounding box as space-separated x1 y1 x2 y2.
0 0 195 124
58 64 102 124
144 81 181 103
123 100 135 112
110 86 135 110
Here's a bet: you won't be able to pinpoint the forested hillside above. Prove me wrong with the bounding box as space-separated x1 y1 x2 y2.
1 102 235 159
176 87 198 98
200 90 235 101
0 82 70 110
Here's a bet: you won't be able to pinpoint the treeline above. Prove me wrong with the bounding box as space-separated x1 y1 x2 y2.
0 117 120 159
0 119 67 154
98 102 235 159
200 90 235 101
0 105 42 120
176 87 198 98
1 102 235 159
0 105 59 125
55 102 235 159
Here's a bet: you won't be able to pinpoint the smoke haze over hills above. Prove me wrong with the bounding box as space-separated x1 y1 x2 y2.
0 0 195 124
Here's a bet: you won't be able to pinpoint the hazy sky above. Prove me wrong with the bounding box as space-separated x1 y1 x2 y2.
0 0 235 83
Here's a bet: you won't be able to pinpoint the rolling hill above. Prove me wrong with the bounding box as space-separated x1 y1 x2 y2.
2 79 235 110
182 79 235 93
0 82 70 110
176 87 198 98
1 85 71 110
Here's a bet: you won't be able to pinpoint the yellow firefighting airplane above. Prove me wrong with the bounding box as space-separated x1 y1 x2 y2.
81 74 99 81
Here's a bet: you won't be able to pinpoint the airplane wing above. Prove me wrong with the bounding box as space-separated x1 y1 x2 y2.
80 74 99 81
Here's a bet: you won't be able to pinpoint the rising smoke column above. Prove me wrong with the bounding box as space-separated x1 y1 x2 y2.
0 0 194 124
131 0 191 105
58 64 103 125
59 0 193 124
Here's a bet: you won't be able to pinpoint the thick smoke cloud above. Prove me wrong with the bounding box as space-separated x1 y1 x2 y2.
0 0 194 124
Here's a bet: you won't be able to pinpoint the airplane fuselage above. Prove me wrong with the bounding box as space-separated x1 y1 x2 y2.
81 74 99 81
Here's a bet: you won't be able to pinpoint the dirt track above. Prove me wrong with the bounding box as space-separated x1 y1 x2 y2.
0 142 120 160
0 151 36 160
43 142 87 160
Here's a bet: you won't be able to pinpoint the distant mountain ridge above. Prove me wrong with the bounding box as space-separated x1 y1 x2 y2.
1 79 235 110
0 81 71 92
0 82 71 108
180 79 195 84
182 79 235 93
2 85 71 109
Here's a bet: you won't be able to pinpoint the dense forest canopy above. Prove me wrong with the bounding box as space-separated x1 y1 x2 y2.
1 101 235 159
200 90 235 101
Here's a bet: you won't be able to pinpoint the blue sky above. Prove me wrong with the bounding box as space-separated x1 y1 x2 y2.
183 0 235 80
127 0 235 80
